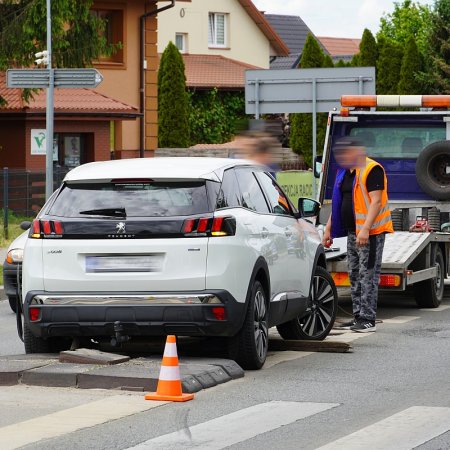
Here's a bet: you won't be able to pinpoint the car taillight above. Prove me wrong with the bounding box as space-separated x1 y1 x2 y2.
182 216 236 237
30 219 64 239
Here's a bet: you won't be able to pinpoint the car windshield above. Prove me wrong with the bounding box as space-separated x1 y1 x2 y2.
47 181 211 218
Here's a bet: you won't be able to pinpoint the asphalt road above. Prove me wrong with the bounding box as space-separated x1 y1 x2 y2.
1 287 450 449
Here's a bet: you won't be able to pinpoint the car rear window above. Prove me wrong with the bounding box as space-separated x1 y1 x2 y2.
47 181 212 218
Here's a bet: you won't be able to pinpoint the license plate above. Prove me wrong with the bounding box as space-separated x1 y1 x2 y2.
86 255 164 273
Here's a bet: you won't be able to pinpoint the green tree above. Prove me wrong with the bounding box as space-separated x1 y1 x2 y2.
0 0 114 105
290 33 327 167
419 0 450 93
297 33 324 68
188 89 246 145
158 41 190 148
378 0 431 53
376 37 404 94
323 54 334 68
359 29 378 66
398 36 422 94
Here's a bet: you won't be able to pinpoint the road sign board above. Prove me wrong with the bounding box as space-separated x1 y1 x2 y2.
245 67 376 115
6 68 103 89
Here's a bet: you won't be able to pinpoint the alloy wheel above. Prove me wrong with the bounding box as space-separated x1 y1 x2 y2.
299 273 336 338
254 289 268 360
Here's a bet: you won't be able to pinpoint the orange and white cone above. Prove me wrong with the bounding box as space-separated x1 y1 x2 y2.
144 335 194 402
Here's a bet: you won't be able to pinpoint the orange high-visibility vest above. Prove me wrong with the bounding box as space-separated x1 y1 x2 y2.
354 158 394 236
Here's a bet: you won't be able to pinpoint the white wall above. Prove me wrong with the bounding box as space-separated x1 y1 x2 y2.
157 0 271 68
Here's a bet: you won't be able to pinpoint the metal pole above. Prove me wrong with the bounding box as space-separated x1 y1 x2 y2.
254 79 260 120
45 0 54 200
312 78 317 198
3 167 8 240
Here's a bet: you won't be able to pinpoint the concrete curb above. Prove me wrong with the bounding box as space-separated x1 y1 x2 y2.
0 355 244 392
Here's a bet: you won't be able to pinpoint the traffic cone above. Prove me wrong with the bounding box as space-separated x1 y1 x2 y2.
144 335 194 402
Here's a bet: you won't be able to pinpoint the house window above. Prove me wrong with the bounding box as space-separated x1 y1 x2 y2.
91 9 124 63
208 13 227 47
175 33 187 53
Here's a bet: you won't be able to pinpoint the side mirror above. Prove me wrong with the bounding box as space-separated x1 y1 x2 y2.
20 221 32 231
298 198 321 218
313 156 323 179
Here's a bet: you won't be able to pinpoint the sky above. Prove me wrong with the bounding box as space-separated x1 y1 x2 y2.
252 0 434 38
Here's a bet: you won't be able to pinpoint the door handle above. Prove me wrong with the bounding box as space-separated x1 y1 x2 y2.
261 228 269 238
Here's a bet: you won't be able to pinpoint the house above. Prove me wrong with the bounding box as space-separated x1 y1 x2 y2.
157 0 289 90
0 0 172 175
317 37 361 64
0 74 139 171
264 14 315 69
264 14 320 69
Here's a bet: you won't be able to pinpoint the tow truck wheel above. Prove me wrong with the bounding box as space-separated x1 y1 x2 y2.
414 247 445 308
416 141 450 201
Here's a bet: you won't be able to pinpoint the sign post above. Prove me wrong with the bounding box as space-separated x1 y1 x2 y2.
46 0 54 201
7 77 103 201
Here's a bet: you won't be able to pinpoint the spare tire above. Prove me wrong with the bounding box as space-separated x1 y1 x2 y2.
415 141 450 200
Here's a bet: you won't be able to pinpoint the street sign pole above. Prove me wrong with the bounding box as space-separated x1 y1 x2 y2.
45 0 54 201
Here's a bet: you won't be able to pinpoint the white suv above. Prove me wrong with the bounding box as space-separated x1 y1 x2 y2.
22 158 337 369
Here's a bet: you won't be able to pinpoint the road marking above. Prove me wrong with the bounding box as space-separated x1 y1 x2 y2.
382 315 420 324
420 305 450 312
0 394 167 450
128 401 339 450
264 350 313 369
315 406 450 450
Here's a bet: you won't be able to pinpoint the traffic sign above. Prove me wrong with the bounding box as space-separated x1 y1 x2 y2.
6 68 103 89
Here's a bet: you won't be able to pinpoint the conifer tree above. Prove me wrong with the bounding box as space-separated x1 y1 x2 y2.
421 0 450 93
158 42 190 148
323 54 334 68
398 36 422 94
376 37 404 94
290 34 327 166
359 29 378 67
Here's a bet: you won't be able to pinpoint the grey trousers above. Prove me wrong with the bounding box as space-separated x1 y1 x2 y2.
347 232 385 321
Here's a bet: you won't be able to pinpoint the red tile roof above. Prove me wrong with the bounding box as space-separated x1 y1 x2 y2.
317 37 361 57
183 54 259 89
0 72 139 116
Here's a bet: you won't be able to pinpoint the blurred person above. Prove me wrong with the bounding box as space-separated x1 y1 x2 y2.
322 137 393 332
233 131 280 174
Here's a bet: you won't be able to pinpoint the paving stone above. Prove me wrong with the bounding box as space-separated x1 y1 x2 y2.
59 348 130 365
22 363 97 388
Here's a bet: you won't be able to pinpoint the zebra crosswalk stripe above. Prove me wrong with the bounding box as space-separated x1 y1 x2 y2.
127 401 339 450
315 406 450 450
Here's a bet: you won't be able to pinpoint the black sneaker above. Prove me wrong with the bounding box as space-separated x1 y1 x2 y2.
351 319 376 333
337 319 357 330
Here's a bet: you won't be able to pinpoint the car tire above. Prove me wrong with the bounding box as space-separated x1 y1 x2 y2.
228 280 268 370
8 296 17 313
414 246 444 308
24 322 71 354
277 266 337 341
415 141 450 201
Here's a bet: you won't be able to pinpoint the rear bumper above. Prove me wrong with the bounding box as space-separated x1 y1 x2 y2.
23 290 245 338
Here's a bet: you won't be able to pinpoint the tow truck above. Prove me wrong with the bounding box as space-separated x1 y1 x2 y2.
316 94 450 308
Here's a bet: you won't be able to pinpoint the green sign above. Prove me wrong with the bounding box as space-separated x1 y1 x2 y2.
276 171 314 204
